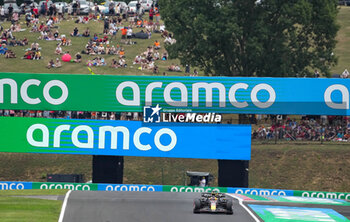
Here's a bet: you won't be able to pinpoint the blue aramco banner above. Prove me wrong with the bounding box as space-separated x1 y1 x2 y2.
0 117 251 160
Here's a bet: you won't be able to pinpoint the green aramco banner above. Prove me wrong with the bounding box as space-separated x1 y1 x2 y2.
1 72 350 115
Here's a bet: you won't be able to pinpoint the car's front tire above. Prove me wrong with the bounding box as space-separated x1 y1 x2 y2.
226 199 233 215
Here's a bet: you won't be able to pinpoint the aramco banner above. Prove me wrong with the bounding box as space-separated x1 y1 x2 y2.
0 117 251 160
0 72 349 115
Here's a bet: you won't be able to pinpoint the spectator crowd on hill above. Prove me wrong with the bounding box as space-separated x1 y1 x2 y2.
252 116 350 142
0 0 193 75
0 109 142 121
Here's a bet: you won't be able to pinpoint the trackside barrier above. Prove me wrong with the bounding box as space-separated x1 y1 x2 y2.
32 182 98 191
162 185 228 193
98 184 163 192
294 190 350 200
227 187 293 196
0 181 32 190
0 181 349 200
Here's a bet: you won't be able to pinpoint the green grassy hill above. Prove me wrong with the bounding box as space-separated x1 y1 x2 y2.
0 8 350 192
0 142 349 192
0 14 192 76
1 6 350 76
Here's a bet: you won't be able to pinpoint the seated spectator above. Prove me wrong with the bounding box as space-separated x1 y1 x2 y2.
168 64 181 72
55 44 62 54
8 37 17 46
75 16 83 24
47 31 55 40
97 44 105 54
164 34 176 45
109 45 117 55
148 61 155 70
5 49 16 58
53 30 59 39
75 52 82 63
110 59 118 68
147 51 154 61
38 22 45 32
105 44 110 54
70 27 80 37
119 56 126 67
0 43 8 54
174 64 181 71
168 64 175 71
55 58 62 67
46 17 54 28
162 51 168 60
39 30 48 40
153 65 159 74
61 35 68 46
31 24 39 32
87 60 93 67
11 23 22 32
99 57 106 66
161 29 169 38
102 35 109 43
133 55 142 64
83 16 89 24
154 50 160 60
154 40 160 49
22 37 28 45
119 48 125 58
342 69 349 78
193 69 198 76
91 57 106 66
82 28 90 37
33 50 41 60
30 42 39 51
93 33 99 42
47 59 55 68
23 50 34 59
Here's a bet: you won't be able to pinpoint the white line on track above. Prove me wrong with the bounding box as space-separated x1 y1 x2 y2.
226 193 261 222
58 190 72 222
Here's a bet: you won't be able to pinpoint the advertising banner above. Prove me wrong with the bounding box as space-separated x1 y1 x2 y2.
293 190 350 200
162 185 228 193
0 72 349 115
0 181 349 203
0 181 32 190
98 184 162 192
32 182 98 191
0 117 251 160
227 187 294 196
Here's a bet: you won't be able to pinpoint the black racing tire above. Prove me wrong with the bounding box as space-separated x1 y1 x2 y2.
226 199 233 214
193 198 201 214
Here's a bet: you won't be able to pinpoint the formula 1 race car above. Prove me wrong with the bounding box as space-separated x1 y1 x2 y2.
193 192 233 214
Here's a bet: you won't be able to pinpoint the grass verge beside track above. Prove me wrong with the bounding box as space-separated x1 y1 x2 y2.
0 190 67 222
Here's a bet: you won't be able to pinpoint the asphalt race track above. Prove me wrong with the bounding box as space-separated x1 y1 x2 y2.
61 191 257 222
60 191 350 222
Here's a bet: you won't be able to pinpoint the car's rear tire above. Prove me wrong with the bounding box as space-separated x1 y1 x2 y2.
193 198 201 214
